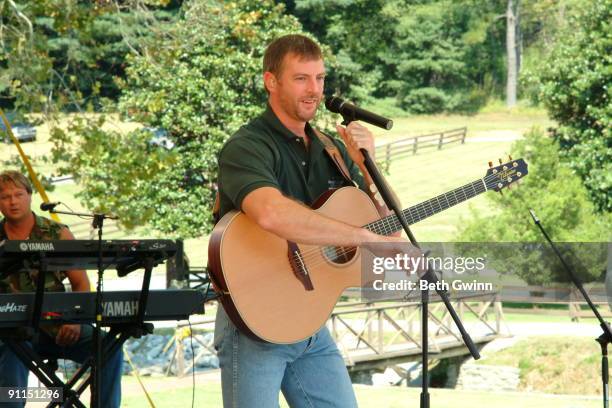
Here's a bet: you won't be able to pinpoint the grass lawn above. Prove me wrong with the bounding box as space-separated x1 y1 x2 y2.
476 336 603 396
119 377 599 408
367 105 553 144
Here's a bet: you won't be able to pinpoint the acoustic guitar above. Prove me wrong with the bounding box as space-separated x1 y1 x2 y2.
208 158 528 343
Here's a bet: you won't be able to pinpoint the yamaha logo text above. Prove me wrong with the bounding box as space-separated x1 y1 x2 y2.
103 301 139 317
19 242 56 252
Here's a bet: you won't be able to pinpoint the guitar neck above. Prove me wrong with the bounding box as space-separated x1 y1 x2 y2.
364 178 488 236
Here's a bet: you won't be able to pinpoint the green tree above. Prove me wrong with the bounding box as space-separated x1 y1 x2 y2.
290 0 396 102
291 0 507 113
388 2 470 113
51 0 305 237
537 0 611 212
289 0 587 113
0 0 179 113
456 128 611 285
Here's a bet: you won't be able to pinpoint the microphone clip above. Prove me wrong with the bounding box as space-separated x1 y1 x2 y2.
40 202 61 212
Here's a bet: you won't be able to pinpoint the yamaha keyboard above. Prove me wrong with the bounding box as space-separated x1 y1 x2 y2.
0 239 177 277
0 289 214 327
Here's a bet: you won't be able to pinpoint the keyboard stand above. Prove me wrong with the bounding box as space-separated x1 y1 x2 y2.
63 323 153 407
0 255 158 407
32 252 48 337
1 321 153 407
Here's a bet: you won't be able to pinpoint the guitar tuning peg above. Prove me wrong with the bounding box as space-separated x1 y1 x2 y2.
508 155 513 161
498 158 503 165
498 190 504 196
488 161 493 168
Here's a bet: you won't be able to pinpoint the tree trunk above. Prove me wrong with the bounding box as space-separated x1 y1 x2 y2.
516 2 522 74
506 0 518 107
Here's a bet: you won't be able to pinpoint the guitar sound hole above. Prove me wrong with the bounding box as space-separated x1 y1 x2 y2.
322 246 357 264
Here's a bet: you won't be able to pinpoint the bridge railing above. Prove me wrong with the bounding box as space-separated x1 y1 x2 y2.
328 291 504 366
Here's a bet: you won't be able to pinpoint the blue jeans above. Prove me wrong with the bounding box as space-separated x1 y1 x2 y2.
214 307 357 408
0 324 122 408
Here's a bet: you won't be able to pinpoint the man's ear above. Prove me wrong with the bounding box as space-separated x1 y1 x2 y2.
263 71 277 93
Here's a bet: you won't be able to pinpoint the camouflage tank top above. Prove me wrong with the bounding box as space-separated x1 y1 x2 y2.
0 213 70 337
0 213 67 293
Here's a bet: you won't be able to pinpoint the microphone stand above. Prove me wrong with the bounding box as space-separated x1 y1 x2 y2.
530 209 612 408
338 115 480 408
48 207 118 408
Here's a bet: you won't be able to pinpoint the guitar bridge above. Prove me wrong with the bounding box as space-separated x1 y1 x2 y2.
287 241 314 291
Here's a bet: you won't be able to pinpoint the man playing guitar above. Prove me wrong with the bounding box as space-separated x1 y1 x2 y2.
213 34 418 407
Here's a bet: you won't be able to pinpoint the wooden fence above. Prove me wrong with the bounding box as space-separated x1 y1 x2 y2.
499 285 612 321
375 127 467 170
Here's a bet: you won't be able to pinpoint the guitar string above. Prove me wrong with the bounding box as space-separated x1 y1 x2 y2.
286 169 522 270
290 172 502 268
292 175 490 265
290 182 484 269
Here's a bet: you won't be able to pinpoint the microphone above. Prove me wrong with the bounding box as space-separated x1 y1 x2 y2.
325 96 393 130
40 201 61 211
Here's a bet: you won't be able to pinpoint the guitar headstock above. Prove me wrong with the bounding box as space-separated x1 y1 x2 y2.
484 157 528 192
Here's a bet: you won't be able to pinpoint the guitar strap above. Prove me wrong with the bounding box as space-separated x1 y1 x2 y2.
311 128 357 188
211 127 355 224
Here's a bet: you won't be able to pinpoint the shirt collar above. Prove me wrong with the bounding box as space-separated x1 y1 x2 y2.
262 104 318 142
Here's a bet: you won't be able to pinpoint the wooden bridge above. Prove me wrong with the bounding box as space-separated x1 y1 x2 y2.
329 291 506 372
162 291 506 376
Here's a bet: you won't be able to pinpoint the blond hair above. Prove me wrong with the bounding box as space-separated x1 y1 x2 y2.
0 170 33 194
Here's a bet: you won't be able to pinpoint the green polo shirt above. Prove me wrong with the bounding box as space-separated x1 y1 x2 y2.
217 106 367 219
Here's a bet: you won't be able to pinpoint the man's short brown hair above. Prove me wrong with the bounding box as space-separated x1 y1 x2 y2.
263 34 323 77
0 170 32 194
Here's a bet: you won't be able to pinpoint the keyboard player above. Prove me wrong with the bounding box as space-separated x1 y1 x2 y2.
0 170 123 408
